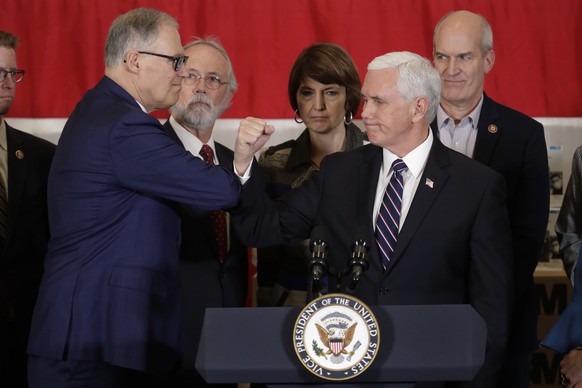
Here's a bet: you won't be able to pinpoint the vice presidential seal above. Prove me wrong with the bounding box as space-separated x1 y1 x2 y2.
293 293 380 381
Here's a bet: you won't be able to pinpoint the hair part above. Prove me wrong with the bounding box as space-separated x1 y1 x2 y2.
184 37 238 94
0 30 19 50
368 51 441 123
288 42 361 119
104 8 178 68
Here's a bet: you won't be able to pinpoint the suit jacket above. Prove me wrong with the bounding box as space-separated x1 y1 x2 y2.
0 124 55 384
431 93 549 353
27 76 240 376
232 137 513 387
161 121 248 378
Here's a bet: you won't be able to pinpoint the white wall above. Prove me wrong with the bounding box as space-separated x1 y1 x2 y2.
7 116 582 204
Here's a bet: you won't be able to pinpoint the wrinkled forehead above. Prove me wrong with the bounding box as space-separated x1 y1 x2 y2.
184 45 228 74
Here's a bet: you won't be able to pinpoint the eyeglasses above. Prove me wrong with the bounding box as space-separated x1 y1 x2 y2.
0 68 25 83
137 51 188 72
183 73 228 90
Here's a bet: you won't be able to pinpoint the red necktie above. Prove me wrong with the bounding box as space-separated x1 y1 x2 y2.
199 144 228 262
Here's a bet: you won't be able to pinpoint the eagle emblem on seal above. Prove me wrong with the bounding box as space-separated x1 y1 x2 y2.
313 311 360 364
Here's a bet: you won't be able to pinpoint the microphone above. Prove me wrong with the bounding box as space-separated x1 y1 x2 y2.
308 226 329 282
347 238 370 291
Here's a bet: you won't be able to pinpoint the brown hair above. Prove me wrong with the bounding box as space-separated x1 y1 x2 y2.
0 31 20 49
288 43 361 119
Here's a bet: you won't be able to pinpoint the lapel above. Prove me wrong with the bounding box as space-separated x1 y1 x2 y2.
5 125 27 240
215 143 233 168
472 93 501 165
356 145 384 272
385 138 451 273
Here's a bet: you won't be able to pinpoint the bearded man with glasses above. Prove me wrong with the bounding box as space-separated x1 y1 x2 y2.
162 36 246 388
26 8 240 388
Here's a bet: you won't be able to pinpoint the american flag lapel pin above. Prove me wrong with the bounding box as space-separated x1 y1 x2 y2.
425 178 434 188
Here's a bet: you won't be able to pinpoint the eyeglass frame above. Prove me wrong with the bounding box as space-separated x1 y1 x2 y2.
183 73 229 90
0 67 25 83
137 51 188 72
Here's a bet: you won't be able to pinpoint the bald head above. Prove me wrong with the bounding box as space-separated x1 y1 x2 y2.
434 10 493 55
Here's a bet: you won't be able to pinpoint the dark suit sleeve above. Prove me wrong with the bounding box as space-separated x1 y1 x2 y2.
509 120 549 288
469 171 513 386
110 112 240 210
231 159 318 248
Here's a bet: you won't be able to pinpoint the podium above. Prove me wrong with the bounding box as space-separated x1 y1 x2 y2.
196 305 486 387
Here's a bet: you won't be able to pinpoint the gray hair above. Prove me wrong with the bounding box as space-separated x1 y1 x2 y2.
104 8 178 68
184 37 238 94
368 51 441 123
433 11 493 54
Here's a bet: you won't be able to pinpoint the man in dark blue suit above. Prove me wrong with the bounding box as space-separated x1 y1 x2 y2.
0 30 56 388
26 9 240 388
232 51 513 387
431 11 549 388
163 37 247 388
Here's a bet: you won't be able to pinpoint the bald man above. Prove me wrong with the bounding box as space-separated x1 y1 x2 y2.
431 10 549 388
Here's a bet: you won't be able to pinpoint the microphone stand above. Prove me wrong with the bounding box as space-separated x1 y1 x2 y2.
346 239 370 293
306 239 328 304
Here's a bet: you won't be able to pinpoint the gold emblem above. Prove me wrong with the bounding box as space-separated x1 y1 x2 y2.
15 150 24 159
488 124 498 134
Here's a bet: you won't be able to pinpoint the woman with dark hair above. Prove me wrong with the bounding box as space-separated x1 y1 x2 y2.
256 43 367 307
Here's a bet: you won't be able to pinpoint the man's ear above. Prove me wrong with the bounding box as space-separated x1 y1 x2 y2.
124 51 140 73
412 96 429 123
484 49 495 74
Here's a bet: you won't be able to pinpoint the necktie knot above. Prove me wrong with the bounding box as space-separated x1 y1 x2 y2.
200 144 215 165
391 159 407 174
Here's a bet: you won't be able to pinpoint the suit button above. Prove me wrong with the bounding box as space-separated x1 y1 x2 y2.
378 287 388 295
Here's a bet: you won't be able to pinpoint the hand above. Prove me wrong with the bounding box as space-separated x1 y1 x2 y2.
233 117 275 176
560 348 582 387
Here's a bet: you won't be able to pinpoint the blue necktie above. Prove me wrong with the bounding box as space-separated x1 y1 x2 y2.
375 159 407 269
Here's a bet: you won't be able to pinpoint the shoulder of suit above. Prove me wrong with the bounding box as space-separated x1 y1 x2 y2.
484 96 544 131
6 125 57 153
214 141 234 156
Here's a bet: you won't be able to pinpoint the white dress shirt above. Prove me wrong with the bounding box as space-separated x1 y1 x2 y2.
436 95 483 158
373 129 433 230
169 116 218 163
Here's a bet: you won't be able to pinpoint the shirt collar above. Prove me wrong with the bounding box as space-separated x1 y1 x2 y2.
169 116 216 161
436 94 484 129
0 119 7 152
381 128 433 179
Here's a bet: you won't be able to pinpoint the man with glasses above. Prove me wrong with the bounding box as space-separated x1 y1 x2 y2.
162 37 246 388
26 9 240 388
0 30 56 388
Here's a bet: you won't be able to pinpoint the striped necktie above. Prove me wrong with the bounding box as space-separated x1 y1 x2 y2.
375 159 407 269
0 178 7 240
199 144 228 262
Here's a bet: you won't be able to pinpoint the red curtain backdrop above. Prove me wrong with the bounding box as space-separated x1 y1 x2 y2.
1 0 581 119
